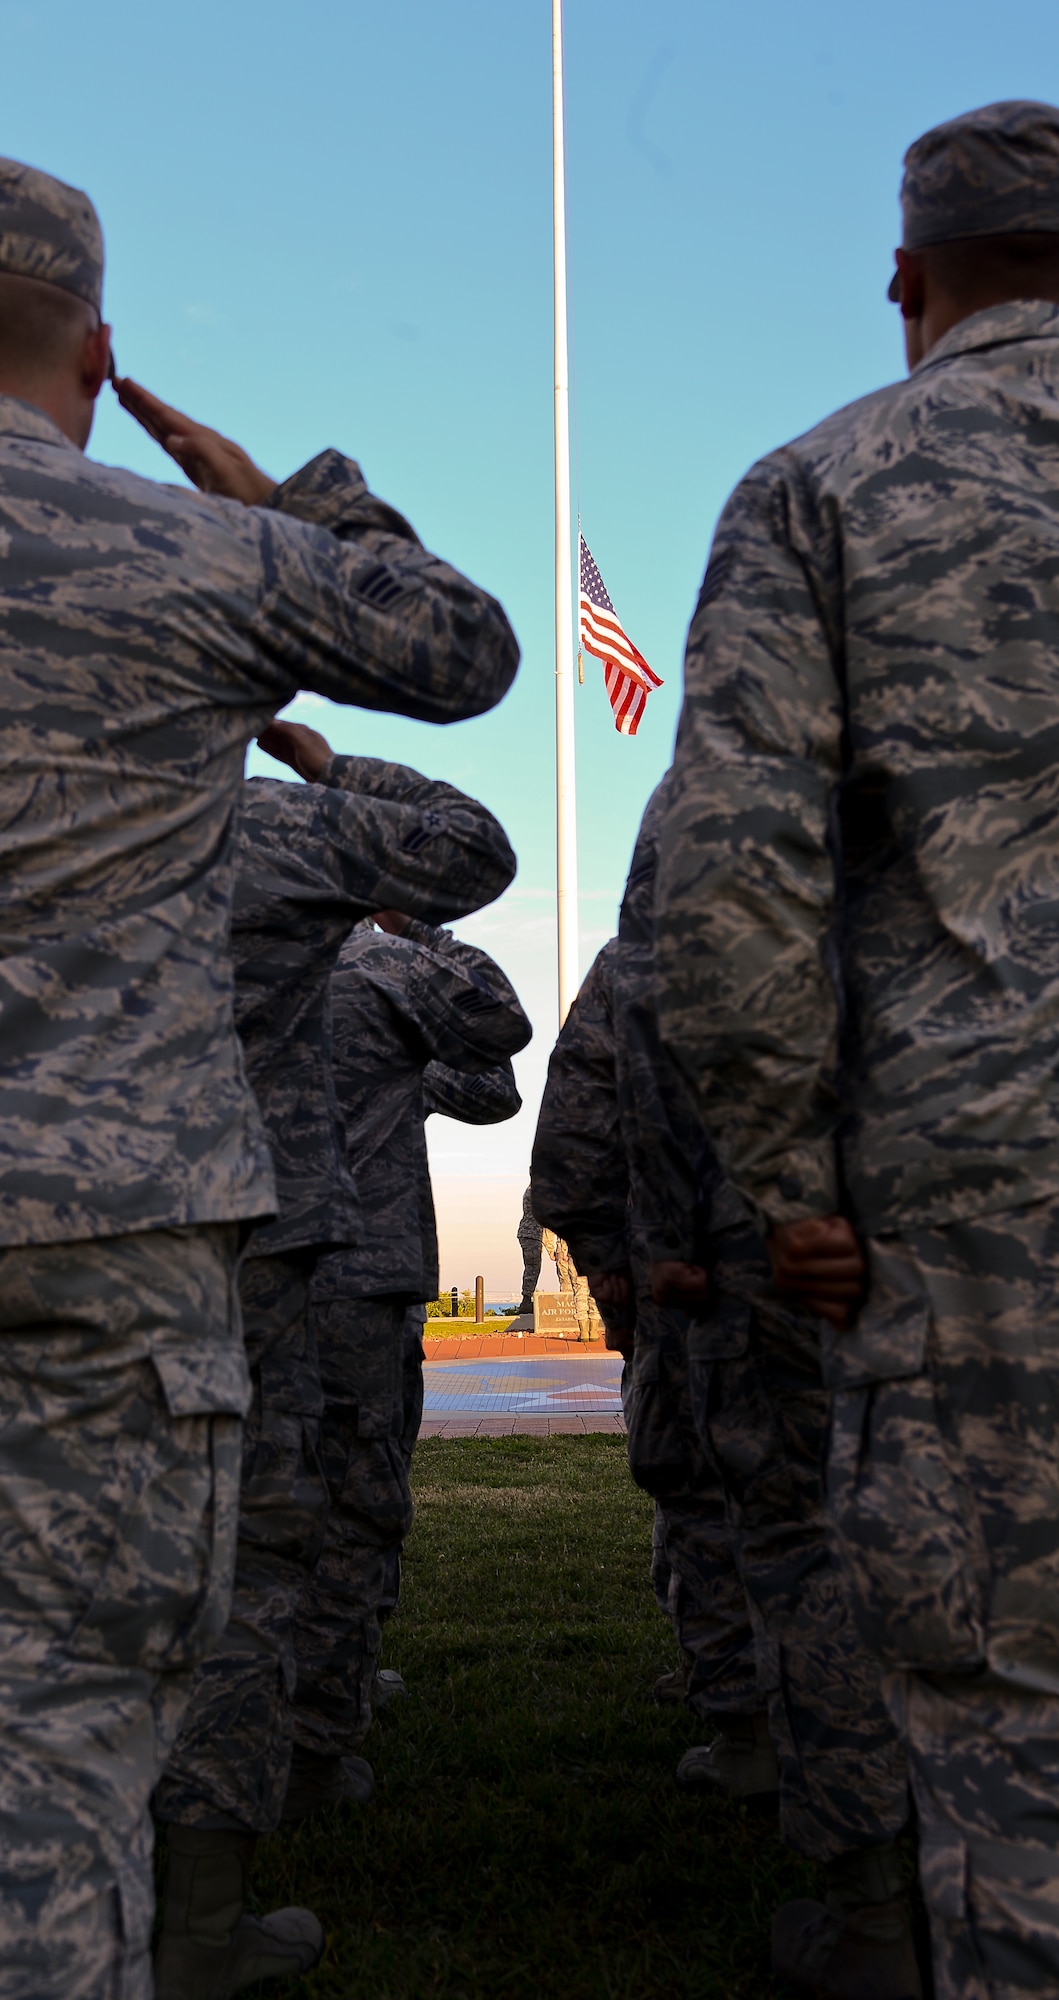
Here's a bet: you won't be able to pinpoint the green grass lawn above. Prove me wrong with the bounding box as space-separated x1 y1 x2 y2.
422 1316 516 1339
254 1435 818 1998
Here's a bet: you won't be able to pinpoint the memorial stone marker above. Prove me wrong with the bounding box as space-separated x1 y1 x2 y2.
532 1290 580 1336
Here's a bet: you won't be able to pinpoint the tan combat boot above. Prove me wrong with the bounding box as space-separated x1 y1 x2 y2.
373 1666 409 1710
771 1839 924 1999
281 1744 375 1823
675 1709 780 1800
650 1649 693 1705
153 1825 324 2000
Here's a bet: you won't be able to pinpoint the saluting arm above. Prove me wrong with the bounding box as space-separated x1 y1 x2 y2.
381 918 532 1071
423 1058 522 1124
117 377 519 725
259 722 516 929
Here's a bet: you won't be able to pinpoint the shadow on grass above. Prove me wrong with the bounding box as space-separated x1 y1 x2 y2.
254 1435 817 1998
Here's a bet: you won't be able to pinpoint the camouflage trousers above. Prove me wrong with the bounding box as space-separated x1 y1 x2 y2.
154 1249 327 1833
826 1202 1059 1999
292 1294 415 1757
688 1231 909 1863
398 1303 426 1463
377 1306 427 1626
624 1307 757 1715
0 1226 246 2000
518 1215 543 1305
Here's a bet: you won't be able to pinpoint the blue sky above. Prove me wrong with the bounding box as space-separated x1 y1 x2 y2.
4 0 1057 1288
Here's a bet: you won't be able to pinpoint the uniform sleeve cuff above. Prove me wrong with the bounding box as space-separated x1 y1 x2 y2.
315 753 383 793
269 450 419 542
268 449 369 525
394 915 444 947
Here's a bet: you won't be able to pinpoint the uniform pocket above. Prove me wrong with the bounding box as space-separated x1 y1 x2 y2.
823 1237 990 1672
687 1340 803 1531
314 1297 404 1437
399 1326 426 1454
828 1367 989 1673
684 1292 753 1485
625 1339 694 1498
66 1401 243 1673
337 1438 414 1545
686 1291 753 1364
66 1248 247 1674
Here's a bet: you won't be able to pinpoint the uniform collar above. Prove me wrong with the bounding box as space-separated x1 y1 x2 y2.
915 297 1059 374
0 392 74 448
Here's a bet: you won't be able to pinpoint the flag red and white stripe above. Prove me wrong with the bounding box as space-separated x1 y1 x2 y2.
578 533 662 736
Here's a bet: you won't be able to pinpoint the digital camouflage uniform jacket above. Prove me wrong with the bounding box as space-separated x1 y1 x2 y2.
531 940 628 1279
234 766 518 1259
312 919 530 1300
532 782 740 1284
0 399 518 1248
656 300 1059 1235
423 1057 522 1125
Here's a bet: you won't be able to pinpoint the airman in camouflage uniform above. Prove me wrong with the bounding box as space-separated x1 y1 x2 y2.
367 1054 525 1680
517 1183 543 1312
289 918 528 1777
153 743 517 1985
360 1042 526 1496
655 98 1059 2000
611 789 766 1735
365 1053 525 1678
537 783 916 1995
530 933 760 1732
0 159 518 2000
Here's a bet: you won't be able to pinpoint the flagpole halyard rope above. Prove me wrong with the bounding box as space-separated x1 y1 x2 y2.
552 0 579 1024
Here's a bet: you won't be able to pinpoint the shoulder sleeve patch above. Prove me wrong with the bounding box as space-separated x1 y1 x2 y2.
694 545 733 617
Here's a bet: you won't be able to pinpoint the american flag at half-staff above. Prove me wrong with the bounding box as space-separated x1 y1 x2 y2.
578 533 663 736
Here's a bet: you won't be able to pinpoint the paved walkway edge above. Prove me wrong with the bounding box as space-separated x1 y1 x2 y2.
419 1414 626 1438
423 1334 611 1361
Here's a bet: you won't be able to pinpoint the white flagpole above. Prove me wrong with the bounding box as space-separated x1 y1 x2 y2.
552 0 578 1024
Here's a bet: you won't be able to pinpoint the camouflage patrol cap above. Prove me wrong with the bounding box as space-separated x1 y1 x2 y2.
900 101 1059 251
0 157 103 312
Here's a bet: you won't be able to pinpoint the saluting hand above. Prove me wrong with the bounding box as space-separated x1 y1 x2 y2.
768 1216 866 1330
257 720 333 781
115 377 276 506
